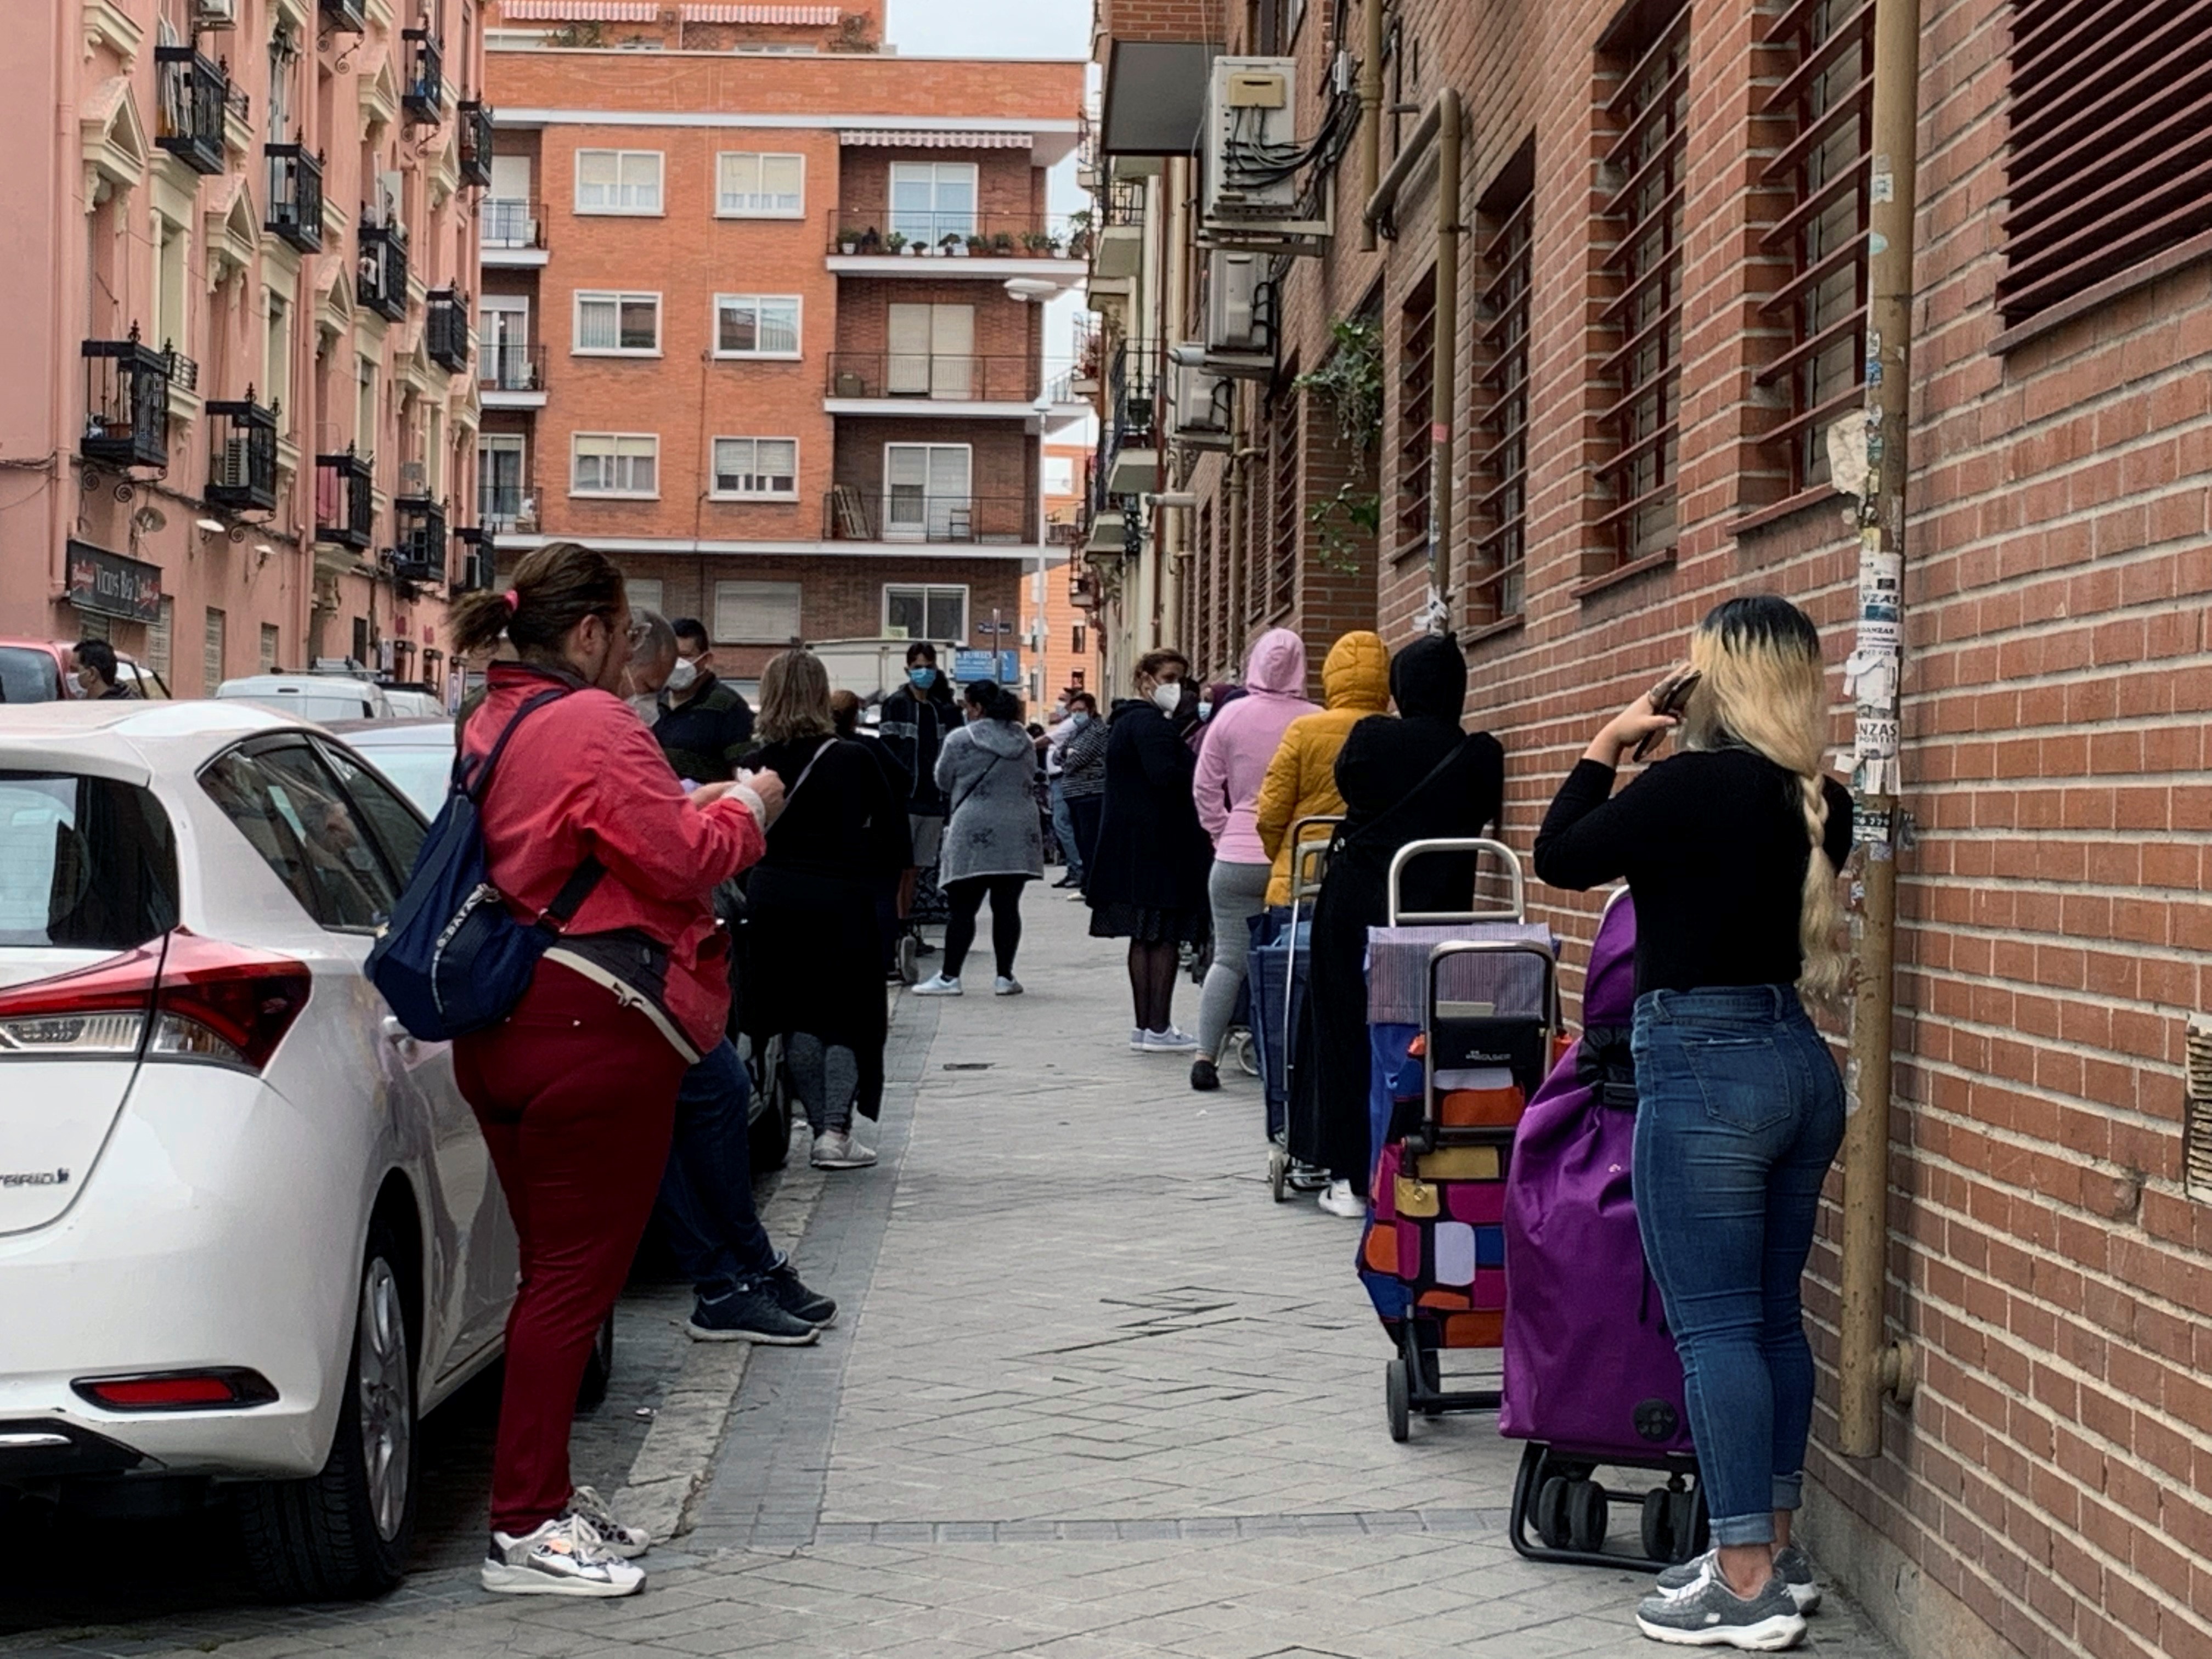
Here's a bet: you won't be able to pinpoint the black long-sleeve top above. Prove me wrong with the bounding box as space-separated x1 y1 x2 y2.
1533 747 1853 995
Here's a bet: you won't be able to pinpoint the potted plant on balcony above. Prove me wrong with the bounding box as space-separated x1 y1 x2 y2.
991 231 1017 256
838 224 864 255
884 230 909 255
1021 229 1054 257
941 232 967 257
1064 208 1094 261
966 234 991 256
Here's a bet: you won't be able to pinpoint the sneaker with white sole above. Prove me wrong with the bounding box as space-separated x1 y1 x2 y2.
1635 1568 1805 1649
1317 1178 1367 1217
1140 1026 1199 1052
563 1485 648 1558
482 1515 645 1598
1658 1545 1820 1615
1286 1160 1331 1193
811 1130 877 1169
994 975 1023 996
1130 1026 1148 1052
686 1282 820 1345
910 973 962 996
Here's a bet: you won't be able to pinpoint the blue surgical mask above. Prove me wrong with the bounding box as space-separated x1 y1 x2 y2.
1069 710 1091 727
1197 701 1214 721
909 666 938 689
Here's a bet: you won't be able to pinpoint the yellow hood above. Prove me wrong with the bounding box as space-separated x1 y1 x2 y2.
1322 631 1391 714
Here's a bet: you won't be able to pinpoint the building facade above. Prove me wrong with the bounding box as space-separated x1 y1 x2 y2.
0 0 490 695
1084 4 2212 1659
478 2 1084 695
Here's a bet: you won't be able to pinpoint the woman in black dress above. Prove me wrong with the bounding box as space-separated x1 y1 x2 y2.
1085 649 1213 1052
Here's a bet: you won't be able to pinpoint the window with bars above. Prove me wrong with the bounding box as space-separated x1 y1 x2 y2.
1997 0 2212 329
1395 269 1437 564
1469 141 1534 624
1593 1 1689 569
1756 0 1874 490
1268 378 1301 620
1197 501 1215 673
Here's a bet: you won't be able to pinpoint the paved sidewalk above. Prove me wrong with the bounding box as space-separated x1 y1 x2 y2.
4 891 1904 1659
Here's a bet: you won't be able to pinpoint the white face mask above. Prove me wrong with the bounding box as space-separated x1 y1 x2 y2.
665 656 700 693
1151 682 1183 714
627 694 660 724
1196 701 1214 721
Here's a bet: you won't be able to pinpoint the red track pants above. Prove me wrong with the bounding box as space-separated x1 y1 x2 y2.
454 962 685 1537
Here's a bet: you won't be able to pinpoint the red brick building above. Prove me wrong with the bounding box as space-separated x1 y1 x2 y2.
481 2 1084 689
1086 3 2212 1657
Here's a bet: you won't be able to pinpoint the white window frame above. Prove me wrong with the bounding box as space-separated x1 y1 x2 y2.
710 436 800 501
882 442 973 541
626 578 666 616
888 161 979 247
574 148 664 216
712 294 803 360
715 151 805 218
572 290 662 357
569 432 660 499
714 579 803 645
881 583 970 644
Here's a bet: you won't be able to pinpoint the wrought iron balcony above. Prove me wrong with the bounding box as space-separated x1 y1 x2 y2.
459 100 494 189
426 289 470 374
825 351 1040 403
821 488 1036 545
81 334 172 471
154 46 227 176
480 341 546 393
452 526 494 592
320 0 368 30
402 29 443 125
266 144 324 252
359 212 409 323
480 198 546 251
392 495 448 583
315 449 374 550
205 395 277 513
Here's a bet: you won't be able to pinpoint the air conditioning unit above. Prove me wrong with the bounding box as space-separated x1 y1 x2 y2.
1202 57 1301 223
194 0 238 28
1170 352 1233 452
214 435 252 489
1207 251 1267 353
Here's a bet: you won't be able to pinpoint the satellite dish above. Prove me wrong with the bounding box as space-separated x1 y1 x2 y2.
134 506 168 535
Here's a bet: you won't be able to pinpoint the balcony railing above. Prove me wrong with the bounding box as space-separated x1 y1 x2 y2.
827 209 1092 261
81 334 172 471
315 449 374 549
401 29 443 124
392 495 448 583
154 46 227 176
321 0 368 30
480 341 546 393
822 488 1037 545
478 479 534 534
205 395 278 513
825 352 1041 403
458 99 494 188
1101 177 1145 228
266 144 324 252
426 289 470 374
480 198 546 251
359 212 409 322
1107 338 1159 449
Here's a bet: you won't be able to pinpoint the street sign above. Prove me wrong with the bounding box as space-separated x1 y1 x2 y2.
952 649 1023 684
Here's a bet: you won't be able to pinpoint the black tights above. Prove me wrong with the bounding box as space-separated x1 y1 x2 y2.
1127 938 1181 1032
943 876 1027 980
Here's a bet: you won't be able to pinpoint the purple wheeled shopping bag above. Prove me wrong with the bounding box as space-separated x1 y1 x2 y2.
1498 895 1694 1459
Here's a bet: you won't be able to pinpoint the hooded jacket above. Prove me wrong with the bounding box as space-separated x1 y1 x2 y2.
1191 630 1318 865
933 715 1047 885
1252 630 1390 905
880 672 958 814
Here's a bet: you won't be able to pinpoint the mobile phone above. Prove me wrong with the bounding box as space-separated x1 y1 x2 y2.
1632 668 1702 762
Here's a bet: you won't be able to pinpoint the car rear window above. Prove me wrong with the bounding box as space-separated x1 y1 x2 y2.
0 772 179 949
351 743 453 817
0 648 60 705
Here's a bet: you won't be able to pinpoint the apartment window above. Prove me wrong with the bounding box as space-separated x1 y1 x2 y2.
480 434 526 526
1267 377 1301 619
357 359 378 457
885 302 977 397
714 295 801 358
1593 0 1690 569
264 294 292 424
712 437 799 499
889 162 978 245
883 443 972 539
575 149 663 215
884 584 968 642
203 607 227 692
1469 140 1534 624
575 291 660 354
1996 2 2212 328
153 212 188 359
259 623 280 672
146 597 173 680
570 433 658 496
627 578 665 615
1395 268 1437 563
716 151 804 217
1757 1 1873 489
714 579 802 644
1043 455 1075 495
1071 622 1086 654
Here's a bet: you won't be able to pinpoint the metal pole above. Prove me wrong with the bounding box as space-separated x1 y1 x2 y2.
1427 91 1461 634
1358 0 1383 253
1838 0 1923 1460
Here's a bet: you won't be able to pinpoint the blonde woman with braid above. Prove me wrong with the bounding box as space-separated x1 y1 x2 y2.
1534 595 1850 1652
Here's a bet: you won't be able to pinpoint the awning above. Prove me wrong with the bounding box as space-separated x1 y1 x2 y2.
500 1 659 20
1101 41 1216 156
682 3 840 20
840 129 1032 149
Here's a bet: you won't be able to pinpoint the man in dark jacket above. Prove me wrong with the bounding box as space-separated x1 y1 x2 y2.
653 618 756 783
877 640 957 878
73 639 134 699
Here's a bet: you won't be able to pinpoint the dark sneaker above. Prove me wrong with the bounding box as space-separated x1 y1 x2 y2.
765 1260 837 1327
1658 1545 1820 1614
1189 1058 1220 1091
1636 1567 1806 1649
1286 1160 1330 1193
686 1283 820 1345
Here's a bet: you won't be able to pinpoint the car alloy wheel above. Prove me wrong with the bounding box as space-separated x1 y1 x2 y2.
357 1256 412 1542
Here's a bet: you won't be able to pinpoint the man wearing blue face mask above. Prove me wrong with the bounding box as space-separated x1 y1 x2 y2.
879 639 957 883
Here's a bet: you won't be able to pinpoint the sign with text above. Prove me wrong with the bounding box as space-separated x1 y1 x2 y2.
65 541 162 623
952 649 1022 685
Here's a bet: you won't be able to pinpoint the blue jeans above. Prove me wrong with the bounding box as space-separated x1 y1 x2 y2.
1630 986 1844 1548
656 1039 780 1297
1049 778 1082 879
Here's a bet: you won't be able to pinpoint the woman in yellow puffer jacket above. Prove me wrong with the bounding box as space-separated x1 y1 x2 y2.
1253 630 1392 906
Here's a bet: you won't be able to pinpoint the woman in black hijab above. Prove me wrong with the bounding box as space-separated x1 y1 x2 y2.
1290 635 1505 1215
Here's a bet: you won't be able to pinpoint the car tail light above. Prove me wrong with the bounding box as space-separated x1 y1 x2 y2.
0 932 310 1072
72 1369 278 1411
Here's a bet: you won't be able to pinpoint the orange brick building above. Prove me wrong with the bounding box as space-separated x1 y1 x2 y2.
1086 3 2212 1658
478 3 1083 691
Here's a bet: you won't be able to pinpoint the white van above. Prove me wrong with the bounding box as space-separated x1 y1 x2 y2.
215 675 396 723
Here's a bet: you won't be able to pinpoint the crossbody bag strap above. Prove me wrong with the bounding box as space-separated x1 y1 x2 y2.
459 686 571 801
780 738 838 809
1342 733 1480 860
468 684 607 935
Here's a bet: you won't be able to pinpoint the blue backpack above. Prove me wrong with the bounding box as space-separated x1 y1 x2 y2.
365 687 605 1041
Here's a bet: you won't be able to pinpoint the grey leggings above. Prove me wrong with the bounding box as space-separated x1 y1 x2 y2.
787 1032 859 1136
1198 860 1273 1062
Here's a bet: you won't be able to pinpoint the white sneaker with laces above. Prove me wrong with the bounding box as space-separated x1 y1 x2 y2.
994 975 1023 996
910 973 962 996
482 1515 645 1598
563 1484 648 1558
1317 1178 1367 1217
1141 1026 1199 1052
812 1130 876 1169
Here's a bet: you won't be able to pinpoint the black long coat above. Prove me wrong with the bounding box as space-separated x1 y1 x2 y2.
1085 698 1212 917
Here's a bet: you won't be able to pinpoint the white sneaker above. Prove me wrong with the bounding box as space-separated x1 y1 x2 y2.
812 1130 876 1170
1317 1179 1367 1218
911 973 962 996
1130 1026 1147 1052
482 1515 645 1598
1141 1026 1199 1052
563 1484 648 1558
994 975 1023 996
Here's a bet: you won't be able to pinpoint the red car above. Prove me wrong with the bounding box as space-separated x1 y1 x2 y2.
0 639 170 703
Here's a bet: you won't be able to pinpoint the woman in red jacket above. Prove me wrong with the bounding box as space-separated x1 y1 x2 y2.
445 543 781 1599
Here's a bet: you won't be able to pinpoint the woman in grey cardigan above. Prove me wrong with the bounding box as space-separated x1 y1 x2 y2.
913 680 1046 996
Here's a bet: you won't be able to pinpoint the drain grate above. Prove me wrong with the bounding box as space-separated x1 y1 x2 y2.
943 1062 993 1070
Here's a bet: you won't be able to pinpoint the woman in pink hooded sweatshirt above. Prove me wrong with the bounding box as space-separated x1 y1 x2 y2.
1189 628 1317 1091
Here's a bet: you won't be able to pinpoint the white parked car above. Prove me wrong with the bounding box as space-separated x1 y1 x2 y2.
215 674 397 724
0 700 516 1597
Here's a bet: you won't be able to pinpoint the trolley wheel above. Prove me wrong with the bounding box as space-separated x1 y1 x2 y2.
1534 1476 1572 1550
897 933 920 985
1229 1029 1260 1076
1669 1487 1708 1562
1641 1488 1675 1563
1385 1359 1410 1442
1566 1479 1609 1553
1267 1144 1290 1203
